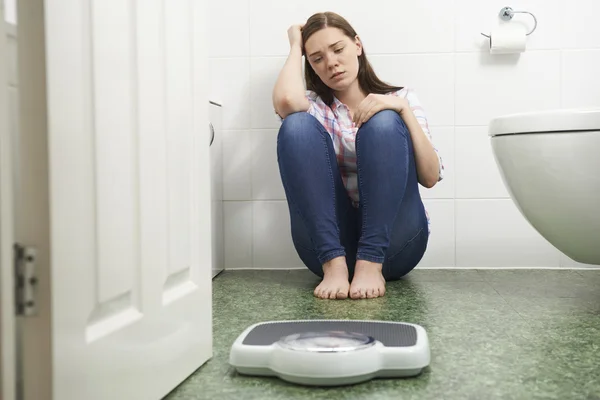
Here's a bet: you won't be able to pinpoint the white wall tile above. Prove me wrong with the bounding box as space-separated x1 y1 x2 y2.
249 0 455 56
455 126 509 199
209 58 251 130
339 0 456 54
456 199 560 268
223 201 253 269
369 54 455 126
561 0 600 49
222 130 252 201
208 0 250 58
561 50 600 109
250 56 286 129
251 129 285 200
419 127 455 199
455 0 563 52
455 51 561 126
418 200 455 268
252 200 304 268
210 1 596 270
249 0 332 57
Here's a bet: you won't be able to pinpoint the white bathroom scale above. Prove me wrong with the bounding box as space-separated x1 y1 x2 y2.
229 319 430 386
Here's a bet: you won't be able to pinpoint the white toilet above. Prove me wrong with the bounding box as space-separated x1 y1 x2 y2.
488 108 600 265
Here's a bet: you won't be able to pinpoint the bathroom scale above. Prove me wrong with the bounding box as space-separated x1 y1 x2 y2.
229 319 430 386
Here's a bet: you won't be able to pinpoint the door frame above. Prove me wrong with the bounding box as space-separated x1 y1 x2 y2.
13 0 53 398
0 15 17 400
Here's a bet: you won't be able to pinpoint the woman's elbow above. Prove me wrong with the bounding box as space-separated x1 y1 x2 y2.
420 157 441 188
274 96 309 119
420 174 439 189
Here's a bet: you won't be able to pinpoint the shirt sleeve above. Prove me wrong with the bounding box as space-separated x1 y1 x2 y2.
393 88 444 182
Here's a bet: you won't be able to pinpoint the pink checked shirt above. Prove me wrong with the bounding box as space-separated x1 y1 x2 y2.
302 87 444 233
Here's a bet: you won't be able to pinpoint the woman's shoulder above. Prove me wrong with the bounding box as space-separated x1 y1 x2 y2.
387 87 425 106
386 86 412 98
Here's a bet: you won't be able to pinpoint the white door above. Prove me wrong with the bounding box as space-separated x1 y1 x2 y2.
1 9 17 400
16 1 213 399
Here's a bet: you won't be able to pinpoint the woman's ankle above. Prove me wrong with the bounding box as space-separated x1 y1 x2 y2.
323 256 348 274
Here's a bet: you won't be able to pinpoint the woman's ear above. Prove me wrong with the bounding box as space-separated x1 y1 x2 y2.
354 35 363 56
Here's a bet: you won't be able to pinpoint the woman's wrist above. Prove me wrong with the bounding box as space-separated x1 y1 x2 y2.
290 42 303 55
395 97 409 115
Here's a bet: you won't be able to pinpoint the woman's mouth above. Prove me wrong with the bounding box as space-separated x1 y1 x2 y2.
331 72 345 80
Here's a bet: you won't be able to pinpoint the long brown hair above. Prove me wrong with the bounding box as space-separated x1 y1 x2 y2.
301 12 403 106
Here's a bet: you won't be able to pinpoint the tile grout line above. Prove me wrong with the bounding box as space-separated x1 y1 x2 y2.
207 48 585 60
453 47 457 268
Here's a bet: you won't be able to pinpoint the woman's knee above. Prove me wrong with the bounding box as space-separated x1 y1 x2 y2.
358 110 408 140
278 112 320 143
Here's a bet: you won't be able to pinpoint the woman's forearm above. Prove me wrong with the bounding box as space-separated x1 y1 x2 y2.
272 45 309 118
400 107 440 188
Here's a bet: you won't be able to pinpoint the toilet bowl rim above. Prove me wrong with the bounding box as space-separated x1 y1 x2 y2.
488 108 600 137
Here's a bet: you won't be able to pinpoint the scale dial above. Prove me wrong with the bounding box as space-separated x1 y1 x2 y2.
276 331 375 353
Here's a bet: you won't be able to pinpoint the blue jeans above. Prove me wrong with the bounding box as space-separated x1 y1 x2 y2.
277 110 429 281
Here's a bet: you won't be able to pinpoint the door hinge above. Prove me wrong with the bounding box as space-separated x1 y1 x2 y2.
14 243 38 316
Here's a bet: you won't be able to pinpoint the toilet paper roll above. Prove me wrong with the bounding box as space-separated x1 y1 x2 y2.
489 23 527 54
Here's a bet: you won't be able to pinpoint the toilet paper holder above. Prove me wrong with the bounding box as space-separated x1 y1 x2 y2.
481 6 538 38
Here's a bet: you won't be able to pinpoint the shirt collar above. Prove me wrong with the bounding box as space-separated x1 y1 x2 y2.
331 95 344 113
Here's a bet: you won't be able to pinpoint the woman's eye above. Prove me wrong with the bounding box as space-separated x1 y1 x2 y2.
334 47 344 53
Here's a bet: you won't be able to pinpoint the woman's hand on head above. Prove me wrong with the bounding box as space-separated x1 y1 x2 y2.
352 94 408 129
287 24 304 50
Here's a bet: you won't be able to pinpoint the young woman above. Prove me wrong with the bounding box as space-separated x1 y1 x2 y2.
273 12 444 300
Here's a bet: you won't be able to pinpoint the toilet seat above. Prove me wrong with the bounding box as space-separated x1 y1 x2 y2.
489 108 600 136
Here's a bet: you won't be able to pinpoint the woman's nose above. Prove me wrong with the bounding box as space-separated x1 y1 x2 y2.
327 57 338 69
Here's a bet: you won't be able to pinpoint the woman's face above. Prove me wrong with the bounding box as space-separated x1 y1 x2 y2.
304 27 362 92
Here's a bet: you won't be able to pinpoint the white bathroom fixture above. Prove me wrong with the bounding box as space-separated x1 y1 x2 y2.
480 6 538 39
489 108 600 265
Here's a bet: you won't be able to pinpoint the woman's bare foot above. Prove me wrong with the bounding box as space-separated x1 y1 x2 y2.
349 260 386 299
314 256 350 299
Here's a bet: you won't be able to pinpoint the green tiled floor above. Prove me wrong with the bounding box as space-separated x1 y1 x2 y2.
166 269 600 400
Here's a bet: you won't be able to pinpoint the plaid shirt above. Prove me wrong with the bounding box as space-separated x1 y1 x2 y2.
280 87 444 233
